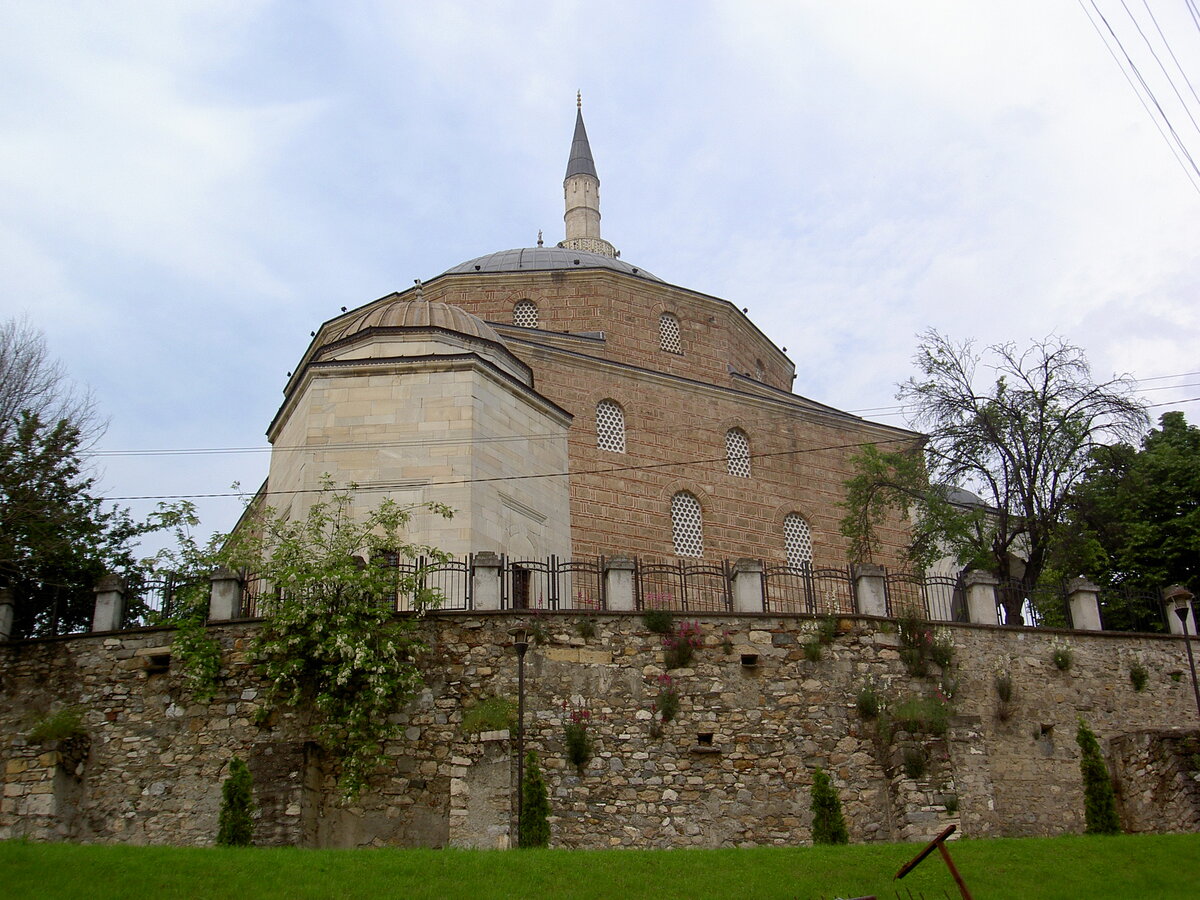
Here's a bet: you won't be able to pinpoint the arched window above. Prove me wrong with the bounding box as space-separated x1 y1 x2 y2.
513 299 538 329
659 312 682 354
671 491 704 557
596 399 626 453
725 428 750 477
784 513 812 567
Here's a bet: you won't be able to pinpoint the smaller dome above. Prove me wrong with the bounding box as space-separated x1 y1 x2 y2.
324 297 504 346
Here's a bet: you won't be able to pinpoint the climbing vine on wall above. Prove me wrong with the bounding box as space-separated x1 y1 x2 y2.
221 482 453 799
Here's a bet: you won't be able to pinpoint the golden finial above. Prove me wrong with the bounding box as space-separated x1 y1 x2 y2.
576 90 581 109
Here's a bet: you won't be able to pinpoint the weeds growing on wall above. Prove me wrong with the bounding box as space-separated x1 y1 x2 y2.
902 746 927 779
855 681 880 720
575 618 597 640
217 756 255 846
809 767 849 845
1129 663 1149 692
220 481 453 800
27 706 86 743
562 704 593 773
1076 719 1121 835
655 674 680 723
891 694 951 737
642 608 674 634
1052 640 1074 672
461 696 515 734
519 751 550 849
663 620 702 669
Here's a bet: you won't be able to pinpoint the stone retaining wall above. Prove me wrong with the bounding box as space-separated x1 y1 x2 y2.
2 614 1198 847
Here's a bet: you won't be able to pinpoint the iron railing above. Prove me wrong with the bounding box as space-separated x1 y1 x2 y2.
761 563 856 615
884 572 966 622
501 556 605 611
1097 584 1170 633
994 579 1072 628
636 559 732 613
122 575 207 628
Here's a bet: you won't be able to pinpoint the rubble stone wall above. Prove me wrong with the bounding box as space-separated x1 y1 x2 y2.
2 614 1198 847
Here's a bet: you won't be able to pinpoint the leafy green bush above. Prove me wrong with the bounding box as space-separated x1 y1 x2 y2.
27 707 86 743
929 632 955 669
1076 719 1121 835
519 751 550 849
461 696 515 734
655 674 680 723
217 756 255 846
809 767 849 845
803 640 823 662
816 617 839 645
1052 644 1074 672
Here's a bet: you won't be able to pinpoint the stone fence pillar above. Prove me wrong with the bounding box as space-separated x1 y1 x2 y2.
208 567 242 621
963 570 1000 626
1165 585 1197 637
854 564 887 617
92 574 126 632
604 556 636 612
472 552 502 611
731 559 764 614
0 586 14 641
1066 577 1103 631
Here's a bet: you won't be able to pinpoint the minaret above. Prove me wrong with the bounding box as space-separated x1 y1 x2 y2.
559 93 617 258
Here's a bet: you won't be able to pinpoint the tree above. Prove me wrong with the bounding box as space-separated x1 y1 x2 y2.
219 482 452 799
519 750 550 848
1055 412 1199 605
809 766 849 844
216 756 256 846
842 331 1147 624
1076 719 1120 835
0 318 145 638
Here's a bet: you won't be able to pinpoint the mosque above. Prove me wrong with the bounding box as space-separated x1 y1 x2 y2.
260 99 918 581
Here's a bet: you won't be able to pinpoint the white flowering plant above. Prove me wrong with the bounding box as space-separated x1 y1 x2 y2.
222 480 452 799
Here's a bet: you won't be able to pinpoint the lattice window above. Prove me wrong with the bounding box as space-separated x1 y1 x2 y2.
596 399 625 453
513 299 538 328
726 428 750 477
659 312 682 354
671 491 704 557
784 513 812 566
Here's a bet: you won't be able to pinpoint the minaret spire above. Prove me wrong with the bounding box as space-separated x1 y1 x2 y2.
559 93 616 258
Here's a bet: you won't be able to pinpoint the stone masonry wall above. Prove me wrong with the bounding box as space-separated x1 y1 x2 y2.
2 614 1198 847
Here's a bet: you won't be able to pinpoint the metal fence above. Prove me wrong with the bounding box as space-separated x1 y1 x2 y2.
885 572 966 622
393 555 473 612
636 559 732 613
1097 584 1170 633
761 563 855 615
502 556 605 611
122 575 207 628
994 579 1072 628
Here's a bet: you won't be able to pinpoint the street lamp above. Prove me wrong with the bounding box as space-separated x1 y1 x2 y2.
1164 585 1200 722
507 623 530 846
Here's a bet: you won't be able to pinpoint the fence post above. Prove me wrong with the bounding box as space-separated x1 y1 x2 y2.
604 556 636 611
92 574 126 632
208 567 242 621
472 552 502 611
731 559 764 613
0 586 13 641
853 564 888 617
963 570 1000 626
1066 577 1103 631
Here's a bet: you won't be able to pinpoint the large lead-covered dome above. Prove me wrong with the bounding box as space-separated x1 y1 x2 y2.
443 246 660 282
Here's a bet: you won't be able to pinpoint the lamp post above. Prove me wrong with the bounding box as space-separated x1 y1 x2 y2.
1165 585 1200 722
507 623 530 846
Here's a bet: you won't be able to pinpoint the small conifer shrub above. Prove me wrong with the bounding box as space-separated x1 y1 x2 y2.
217 756 255 846
1076 719 1121 835
810 766 849 844
519 751 550 848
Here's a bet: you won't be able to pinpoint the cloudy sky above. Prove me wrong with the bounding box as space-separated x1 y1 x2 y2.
2 1 1198 548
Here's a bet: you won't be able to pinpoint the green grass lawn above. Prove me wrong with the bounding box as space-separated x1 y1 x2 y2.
2 833 1198 899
